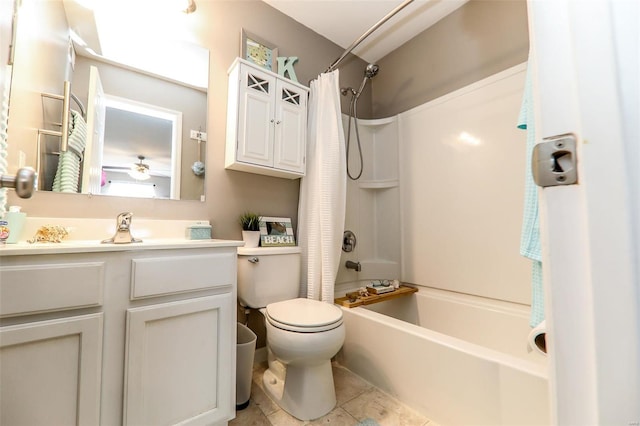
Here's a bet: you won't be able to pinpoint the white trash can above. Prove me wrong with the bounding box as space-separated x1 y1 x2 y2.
236 322 257 410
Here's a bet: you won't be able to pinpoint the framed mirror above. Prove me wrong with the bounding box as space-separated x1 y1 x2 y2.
6 0 208 201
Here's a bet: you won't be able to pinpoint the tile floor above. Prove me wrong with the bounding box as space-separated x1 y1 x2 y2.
230 361 435 426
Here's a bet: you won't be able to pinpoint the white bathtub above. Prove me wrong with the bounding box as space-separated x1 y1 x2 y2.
336 286 550 425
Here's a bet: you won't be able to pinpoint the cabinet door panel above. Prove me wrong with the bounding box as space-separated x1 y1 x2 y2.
237 66 275 167
0 313 103 425
274 80 307 173
124 294 233 426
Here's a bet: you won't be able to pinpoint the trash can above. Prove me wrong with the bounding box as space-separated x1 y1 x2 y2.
236 322 257 410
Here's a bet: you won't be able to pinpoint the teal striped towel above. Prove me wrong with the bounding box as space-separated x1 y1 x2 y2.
52 110 87 193
517 62 544 327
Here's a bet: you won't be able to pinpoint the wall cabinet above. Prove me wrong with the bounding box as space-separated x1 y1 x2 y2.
226 58 308 179
0 243 239 426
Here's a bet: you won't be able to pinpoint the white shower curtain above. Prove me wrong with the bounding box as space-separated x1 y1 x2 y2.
298 70 346 302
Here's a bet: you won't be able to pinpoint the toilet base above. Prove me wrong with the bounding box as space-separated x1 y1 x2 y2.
262 360 336 421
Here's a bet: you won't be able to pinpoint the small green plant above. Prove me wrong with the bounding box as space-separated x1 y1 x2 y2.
239 212 261 231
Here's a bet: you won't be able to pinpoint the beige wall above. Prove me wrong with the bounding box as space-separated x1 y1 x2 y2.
7 0 369 240
6 0 71 180
373 0 529 118
0 0 13 106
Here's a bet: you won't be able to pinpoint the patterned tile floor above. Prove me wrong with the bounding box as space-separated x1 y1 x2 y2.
230 361 435 426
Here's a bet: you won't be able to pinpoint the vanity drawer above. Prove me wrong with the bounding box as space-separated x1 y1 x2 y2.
0 262 105 317
131 252 235 299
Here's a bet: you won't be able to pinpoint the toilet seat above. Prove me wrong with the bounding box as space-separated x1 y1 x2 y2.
265 298 343 333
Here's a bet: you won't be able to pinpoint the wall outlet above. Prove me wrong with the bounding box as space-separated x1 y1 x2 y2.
190 130 207 141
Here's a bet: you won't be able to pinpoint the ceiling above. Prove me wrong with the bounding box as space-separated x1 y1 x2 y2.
263 0 469 63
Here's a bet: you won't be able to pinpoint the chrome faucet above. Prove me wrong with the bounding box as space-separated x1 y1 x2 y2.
101 212 142 244
345 260 361 272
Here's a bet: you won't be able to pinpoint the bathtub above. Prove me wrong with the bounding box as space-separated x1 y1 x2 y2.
336 286 550 426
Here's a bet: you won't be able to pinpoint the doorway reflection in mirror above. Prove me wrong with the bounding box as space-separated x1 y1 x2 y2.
105 181 157 199
99 95 182 199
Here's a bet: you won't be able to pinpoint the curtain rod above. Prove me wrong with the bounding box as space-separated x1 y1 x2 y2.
324 0 415 73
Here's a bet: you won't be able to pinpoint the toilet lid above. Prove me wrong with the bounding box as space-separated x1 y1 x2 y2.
265 298 343 332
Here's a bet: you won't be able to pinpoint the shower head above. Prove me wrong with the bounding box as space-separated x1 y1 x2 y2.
356 63 380 98
364 63 379 79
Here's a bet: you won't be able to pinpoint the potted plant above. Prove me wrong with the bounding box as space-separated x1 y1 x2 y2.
239 212 261 247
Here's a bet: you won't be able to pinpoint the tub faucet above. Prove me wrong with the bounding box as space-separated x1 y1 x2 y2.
345 260 361 272
101 212 142 244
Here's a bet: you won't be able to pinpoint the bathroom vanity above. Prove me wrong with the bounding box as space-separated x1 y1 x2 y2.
0 238 242 425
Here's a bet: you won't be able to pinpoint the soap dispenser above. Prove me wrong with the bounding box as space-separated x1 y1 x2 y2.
5 206 26 244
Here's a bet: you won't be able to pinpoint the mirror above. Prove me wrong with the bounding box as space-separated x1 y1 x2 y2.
6 0 208 201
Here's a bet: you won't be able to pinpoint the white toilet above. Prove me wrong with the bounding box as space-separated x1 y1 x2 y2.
237 246 345 421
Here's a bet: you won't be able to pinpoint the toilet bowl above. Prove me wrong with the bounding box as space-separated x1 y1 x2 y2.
236 247 345 420
261 298 345 420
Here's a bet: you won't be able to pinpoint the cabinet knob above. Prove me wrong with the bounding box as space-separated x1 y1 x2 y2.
270 119 274 123
276 120 281 125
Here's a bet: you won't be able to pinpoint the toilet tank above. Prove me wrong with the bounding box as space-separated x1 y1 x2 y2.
237 246 301 308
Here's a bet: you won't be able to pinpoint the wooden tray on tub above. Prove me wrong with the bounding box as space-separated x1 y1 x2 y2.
334 285 418 308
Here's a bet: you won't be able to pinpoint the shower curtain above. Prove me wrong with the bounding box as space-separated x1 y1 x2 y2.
297 71 346 302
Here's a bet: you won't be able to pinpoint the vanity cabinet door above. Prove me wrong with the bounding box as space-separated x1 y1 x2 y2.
123 293 234 426
0 313 103 426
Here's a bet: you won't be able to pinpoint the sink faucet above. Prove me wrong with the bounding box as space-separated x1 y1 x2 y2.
101 212 142 244
345 260 361 272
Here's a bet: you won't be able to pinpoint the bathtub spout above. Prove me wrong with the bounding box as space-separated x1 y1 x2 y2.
345 260 361 272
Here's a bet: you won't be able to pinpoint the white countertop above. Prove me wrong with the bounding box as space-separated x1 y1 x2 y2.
0 238 245 256
0 217 246 256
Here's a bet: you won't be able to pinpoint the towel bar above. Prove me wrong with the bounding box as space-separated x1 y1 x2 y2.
36 128 83 189
41 81 86 152
38 81 86 187
41 81 71 153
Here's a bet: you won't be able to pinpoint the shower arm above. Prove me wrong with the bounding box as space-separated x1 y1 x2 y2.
324 0 414 73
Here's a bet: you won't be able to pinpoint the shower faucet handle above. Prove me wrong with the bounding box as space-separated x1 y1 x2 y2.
343 230 357 252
